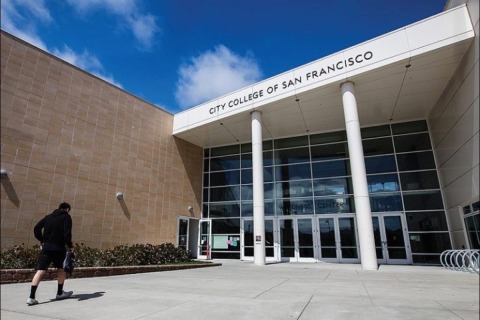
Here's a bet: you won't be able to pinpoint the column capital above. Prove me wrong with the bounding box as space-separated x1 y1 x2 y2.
250 110 262 115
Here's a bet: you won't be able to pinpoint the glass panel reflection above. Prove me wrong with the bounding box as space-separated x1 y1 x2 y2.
319 218 337 259
280 219 295 258
312 160 350 178
298 219 314 258
313 178 351 196
277 198 314 215
315 196 354 214
400 171 439 190
274 147 310 165
311 142 348 161
396 151 435 171
276 180 313 198
275 163 311 181
339 217 358 258
394 133 432 153
365 155 397 174
367 174 400 193
362 137 394 156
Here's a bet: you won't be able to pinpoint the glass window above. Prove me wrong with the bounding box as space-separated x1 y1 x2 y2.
211 145 240 157
472 201 480 211
367 174 400 193
314 196 354 214
211 218 240 233
396 151 436 171
275 163 311 181
370 193 403 212
365 155 397 174
210 155 240 171
463 205 472 215
406 211 448 231
241 153 252 168
208 203 240 217
241 201 252 217
264 166 274 182
465 215 480 249
263 140 273 150
409 233 451 253
274 147 310 165
264 183 274 199
362 137 394 156
310 130 347 145
403 190 444 210
394 133 432 153
265 200 275 216
392 120 428 135
412 254 441 264
274 136 308 149
202 204 208 218
241 143 252 153
203 188 208 203
203 173 209 187
275 180 313 198
240 168 272 184
210 170 240 186
311 142 348 161
313 178 351 196
312 160 350 178
241 185 253 201
361 125 391 138
263 150 274 166
240 201 275 217
203 159 209 172
204 149 210 157
241 169 252 184
277 198 314 215
400 171 440 191
209 186 240 202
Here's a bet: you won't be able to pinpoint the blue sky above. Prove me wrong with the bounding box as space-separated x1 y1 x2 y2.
1 0 445 114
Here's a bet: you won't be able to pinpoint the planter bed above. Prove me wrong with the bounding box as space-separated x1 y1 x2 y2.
1 262 222 284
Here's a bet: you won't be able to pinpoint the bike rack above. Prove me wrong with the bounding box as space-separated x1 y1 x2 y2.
440 249 479 274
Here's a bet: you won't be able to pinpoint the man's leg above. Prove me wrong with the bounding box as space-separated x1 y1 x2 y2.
55 269 72 300
27 270 45 305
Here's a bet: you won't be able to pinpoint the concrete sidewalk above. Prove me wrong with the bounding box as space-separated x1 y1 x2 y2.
1 260 478 320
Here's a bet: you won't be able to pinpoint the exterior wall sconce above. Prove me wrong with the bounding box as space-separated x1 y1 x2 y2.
188 206 193 213
0 169 8 178
116 192 124 200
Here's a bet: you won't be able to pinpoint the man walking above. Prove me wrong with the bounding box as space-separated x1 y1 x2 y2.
27 202 74 305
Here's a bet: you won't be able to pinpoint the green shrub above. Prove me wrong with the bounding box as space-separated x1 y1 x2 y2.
0 243 193 269
1 243 40 269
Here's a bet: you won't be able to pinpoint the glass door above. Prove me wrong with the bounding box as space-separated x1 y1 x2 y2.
241 218 275 261
278 217 315 262
372 214 411 264
198 220 211 259
177 218 189 251
317 215 360 263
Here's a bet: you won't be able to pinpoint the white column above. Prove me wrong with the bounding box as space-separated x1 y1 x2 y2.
341 81 378 271
251 111 266 265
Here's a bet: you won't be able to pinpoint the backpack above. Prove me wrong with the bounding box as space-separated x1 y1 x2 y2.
63 251 75 274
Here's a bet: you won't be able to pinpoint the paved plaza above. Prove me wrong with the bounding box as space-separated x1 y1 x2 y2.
1 260 479 320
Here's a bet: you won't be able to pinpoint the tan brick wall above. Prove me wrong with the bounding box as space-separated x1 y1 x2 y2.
0 32 203 249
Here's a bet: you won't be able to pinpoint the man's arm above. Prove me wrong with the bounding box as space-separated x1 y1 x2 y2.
64 215 73 249
33 217 45 243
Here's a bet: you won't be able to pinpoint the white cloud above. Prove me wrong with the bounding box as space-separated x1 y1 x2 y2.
0 0 122 88
175 45 262 109
53 45 123 88
0 0 48 50
66 0 159 50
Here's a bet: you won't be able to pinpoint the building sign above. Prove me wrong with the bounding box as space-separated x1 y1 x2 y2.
208 51 373 116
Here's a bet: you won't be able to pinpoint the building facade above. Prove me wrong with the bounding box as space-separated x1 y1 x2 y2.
1 0 478 266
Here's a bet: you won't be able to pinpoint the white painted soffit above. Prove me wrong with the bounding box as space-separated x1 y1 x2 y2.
173 5 474 147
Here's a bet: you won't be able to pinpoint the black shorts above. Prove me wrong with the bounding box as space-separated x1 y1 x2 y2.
35 248 66 270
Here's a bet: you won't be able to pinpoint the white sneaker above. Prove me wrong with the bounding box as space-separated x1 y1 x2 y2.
26 298 39 305
55 291 73 300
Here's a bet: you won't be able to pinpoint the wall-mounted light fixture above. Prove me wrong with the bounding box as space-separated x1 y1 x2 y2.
116 192 124 200
188 206 193 213
0 169 8 178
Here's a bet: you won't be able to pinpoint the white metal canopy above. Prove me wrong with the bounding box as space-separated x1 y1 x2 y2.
173 5 474 148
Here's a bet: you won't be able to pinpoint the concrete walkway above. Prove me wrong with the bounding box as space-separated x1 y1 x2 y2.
1 260 478 320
